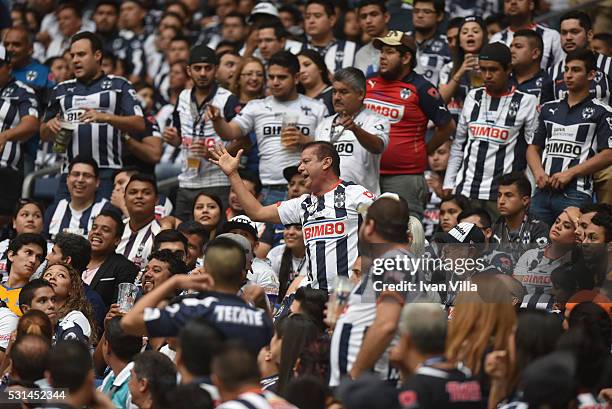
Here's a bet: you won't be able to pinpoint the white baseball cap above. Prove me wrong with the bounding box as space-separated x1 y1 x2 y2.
0 45 10 64
248 2 279 23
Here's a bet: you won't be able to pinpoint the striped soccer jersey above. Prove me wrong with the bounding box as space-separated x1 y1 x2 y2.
277 181 375 291
116 218 161 270
44 198 111 239
533 96 612 195
407 32 452 87
171 84 240 189
0 78 39 170
443 87 539 201
44 75 143 171
306 39 358 74
490 24 565 71
233 95 327 186
540 53 612 105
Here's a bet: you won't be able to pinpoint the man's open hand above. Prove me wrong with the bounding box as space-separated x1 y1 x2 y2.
208 143 243 176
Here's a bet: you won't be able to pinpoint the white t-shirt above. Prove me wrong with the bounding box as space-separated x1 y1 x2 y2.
267 244 308 280
315 109 390 195
0 307 18 350
232 95 327 185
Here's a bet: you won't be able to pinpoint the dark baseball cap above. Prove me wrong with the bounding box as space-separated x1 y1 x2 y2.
283 165 300 182
189 45 218 66
434 222 486 244
479 42 512 67
221 215 258 241
337 374 400 409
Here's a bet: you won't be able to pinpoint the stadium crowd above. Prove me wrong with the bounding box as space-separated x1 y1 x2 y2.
0 0 610 407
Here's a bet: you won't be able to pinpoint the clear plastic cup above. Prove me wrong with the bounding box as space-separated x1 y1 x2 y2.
118 282 138 313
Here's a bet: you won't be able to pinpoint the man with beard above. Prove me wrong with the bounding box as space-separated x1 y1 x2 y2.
139 249 188 296
364 31 455 219
162 45 241 220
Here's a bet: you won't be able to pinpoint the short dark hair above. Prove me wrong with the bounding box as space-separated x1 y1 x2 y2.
560 10 592 32
579 203 612 217
47 340 92 392
239 170 262 195
302 141 341 177
177 221 210 247
105 317 142 362
458 208 492 229
212 342 260 390
357 0 387 14
223 11 246 26
148 249 189 275
306 0 335 16
278 5 303 24
440 194 471 212
591 212 612 242
447 16 464 30
215 40 241 53
178 316 225 377
58 2 82 18
593 33 612 48
126 173 158 196
497 172 532 197
53 232 92 274
366 196 411 243
70 31 103 55
132 351 177 409
94 208 125 239
19 279 54 309
10 334 50 383
204 237 247 288
7 233 47 272
413 0 445 15
485 13 507 29
268 50 300 75
514 29 544 60
68 155 99 178
95 0 119 13
565 48 597 73
153 229 188 254
170 34 190 47
256 21 287 40
165 384 214 409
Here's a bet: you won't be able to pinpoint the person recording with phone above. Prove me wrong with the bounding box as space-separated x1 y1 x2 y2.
314 67 390 195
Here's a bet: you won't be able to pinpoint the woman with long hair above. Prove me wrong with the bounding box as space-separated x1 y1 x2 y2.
268 224 307 301
230 57 266 104
42 262 97 345
192 193 225 242
439 16 488 121
297 49 334 114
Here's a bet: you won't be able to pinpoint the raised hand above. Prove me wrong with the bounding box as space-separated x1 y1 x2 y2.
208 143 243 176
205 104 221 122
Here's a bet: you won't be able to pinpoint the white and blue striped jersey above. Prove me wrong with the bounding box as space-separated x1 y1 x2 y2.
0 78 39 170
540 53 612 105
117 29 148 78
533 96 612 195
44 75 143 171
444 87 539 201
232 95 327 185
171 84 241 189
116 219 161 270
44 198 111 240
407 32 452 87
277 181 375 291
306 39 358 74
490 24 565 71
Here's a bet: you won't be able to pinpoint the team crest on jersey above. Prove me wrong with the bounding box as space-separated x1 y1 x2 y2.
536 77 543 87
26 70 38 81
1 87 13 97
582 106 594 120
334 190 346 208
112 39 123 50
101 80 113 90
508 101 520 118
400 88 412 99
336 50 344 61
431 41 443 52
594 71 603 83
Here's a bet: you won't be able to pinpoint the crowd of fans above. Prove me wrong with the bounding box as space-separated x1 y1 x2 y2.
0 0 610 407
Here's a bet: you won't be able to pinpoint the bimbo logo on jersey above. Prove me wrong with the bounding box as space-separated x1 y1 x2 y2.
363 99 404 124
468 123 510 142
303 217 348 242
544 140 582 158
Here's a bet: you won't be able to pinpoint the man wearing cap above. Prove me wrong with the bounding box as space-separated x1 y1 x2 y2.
0 45 40 224
210 140 375 292
315 67 390 195
162 45 241 221
248 3 305 57
364 30 455 219
443 42 539 218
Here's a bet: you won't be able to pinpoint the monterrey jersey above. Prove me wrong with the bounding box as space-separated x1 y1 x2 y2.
117 29 147 78
408 32 452 87
54 310 92 345
277 181 375 291
490 24 565 70
513 247 573 295
116 219 161 270
443 87 539 201
0 78 39 170
365 72 453 175
144 290 273 354
44 75 143 171
439 61 472 123
44 198 111 239
306 39 358 74
540 53 612 105
446 0 500 18
355 43 380 78
171 84 240 189
233 95 327 185
510 70 545 99
216 391 298 409
315 109 390 194
533 96 612 195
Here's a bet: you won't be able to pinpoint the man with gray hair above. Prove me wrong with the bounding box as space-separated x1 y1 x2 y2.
393 303 484 408
315 67 390 194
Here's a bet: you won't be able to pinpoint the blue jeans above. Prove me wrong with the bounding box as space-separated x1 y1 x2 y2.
530 187 592 227
261 186 287 206
55 169 115 203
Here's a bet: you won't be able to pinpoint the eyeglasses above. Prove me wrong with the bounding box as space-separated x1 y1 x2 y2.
240 71 265 78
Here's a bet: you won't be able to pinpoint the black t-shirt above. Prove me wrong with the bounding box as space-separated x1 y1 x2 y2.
398 363 486 409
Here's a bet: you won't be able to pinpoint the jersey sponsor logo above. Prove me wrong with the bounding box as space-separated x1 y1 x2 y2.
368 79 377 88
363 99 404 123
446 381 482 402
303 217 348 242
263 125 311 136
548 107 558 115
582 106 594 120
514 273 551 285
334 141 354 156
468 124 510 142
544 140 582 158
213 305 265 326
398 390 418 407
427 87 440 98
363 191 374 199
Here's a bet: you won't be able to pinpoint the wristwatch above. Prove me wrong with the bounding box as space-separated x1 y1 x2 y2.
122 134 132 142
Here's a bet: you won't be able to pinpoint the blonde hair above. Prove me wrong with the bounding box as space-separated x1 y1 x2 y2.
230 57 266 102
